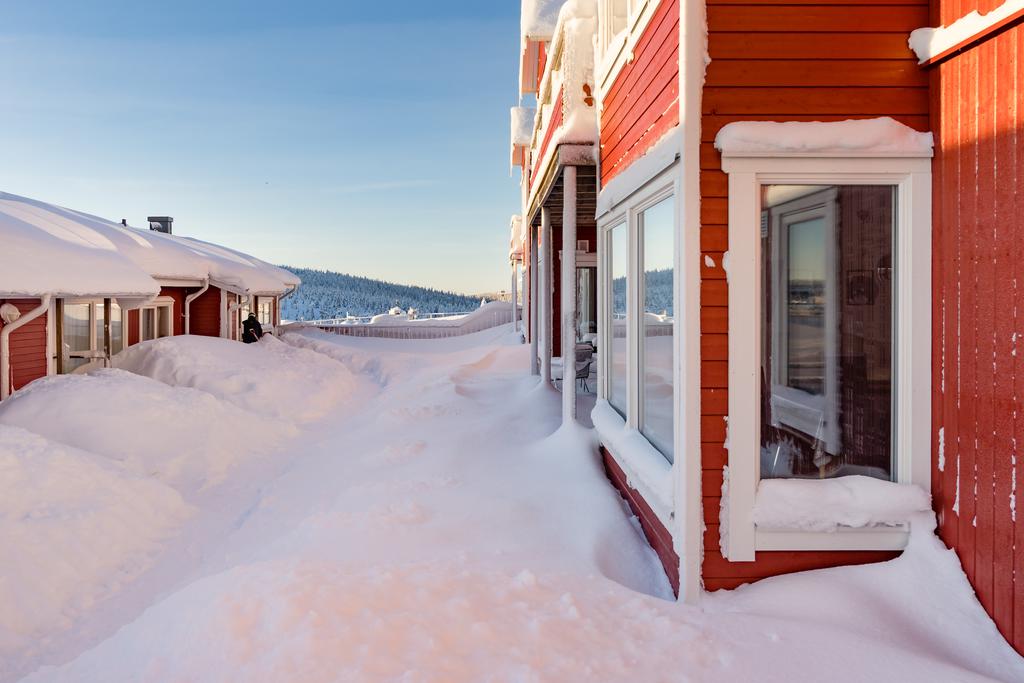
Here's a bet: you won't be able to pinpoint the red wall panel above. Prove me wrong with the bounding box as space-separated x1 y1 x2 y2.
189 286 222 337
0 299 48 395
600 0 680 186
931 15 1024 653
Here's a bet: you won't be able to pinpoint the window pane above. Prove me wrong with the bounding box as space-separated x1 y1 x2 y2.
142 308 156 341
157 306 171 338
609 223 628 416
760 185 895 481
110 304 123 354
577 268 597 342
62 303 91 372
641 196 674 462
786 217 826 395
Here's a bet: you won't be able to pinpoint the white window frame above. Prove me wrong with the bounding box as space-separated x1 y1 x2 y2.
722 152 932 560
138 296 175 342
767 187 841 455
56 298 127 374
595 166 680 526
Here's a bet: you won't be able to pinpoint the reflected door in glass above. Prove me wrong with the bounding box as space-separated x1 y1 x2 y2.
760 185 895 481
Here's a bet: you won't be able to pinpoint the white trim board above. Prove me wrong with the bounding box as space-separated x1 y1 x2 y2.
721 152 933 561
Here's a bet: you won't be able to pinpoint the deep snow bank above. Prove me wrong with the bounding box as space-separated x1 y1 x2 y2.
0 370 293 491
113 335 373 423
0 425 190 676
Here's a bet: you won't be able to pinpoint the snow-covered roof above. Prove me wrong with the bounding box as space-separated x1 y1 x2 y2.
0 191 299 300
714 118 934 157
521 0 570 40
0 193 160 301
909 0 1024 63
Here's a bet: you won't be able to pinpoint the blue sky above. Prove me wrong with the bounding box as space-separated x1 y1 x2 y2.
0 1 521 293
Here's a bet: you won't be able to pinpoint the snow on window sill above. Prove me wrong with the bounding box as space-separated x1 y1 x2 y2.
749 475 931 551
591 399 673 528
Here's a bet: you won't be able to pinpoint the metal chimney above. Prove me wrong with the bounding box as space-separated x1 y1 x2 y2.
148 216 173 234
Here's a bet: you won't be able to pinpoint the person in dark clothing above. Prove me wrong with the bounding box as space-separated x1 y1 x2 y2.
242 312 263 344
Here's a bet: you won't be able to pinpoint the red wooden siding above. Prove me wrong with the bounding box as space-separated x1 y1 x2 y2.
0 299 48 394
600 0 680 186
189 286 222 337
700 0 929 591
127 309 140 346
533 86 565 187
602 446 679 592
931 4 1023 653
160 286 187 337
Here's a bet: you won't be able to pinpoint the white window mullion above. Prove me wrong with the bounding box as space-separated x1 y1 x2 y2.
627 205 642 429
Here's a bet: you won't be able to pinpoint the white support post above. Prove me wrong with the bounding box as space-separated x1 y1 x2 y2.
541 207 553 384
530 224 540 375
511 260 519 332
561 166 578 424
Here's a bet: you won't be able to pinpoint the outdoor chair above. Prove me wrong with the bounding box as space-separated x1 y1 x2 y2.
575 344 594 392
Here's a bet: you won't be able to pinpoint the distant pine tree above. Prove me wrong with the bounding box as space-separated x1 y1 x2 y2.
279 266 480 321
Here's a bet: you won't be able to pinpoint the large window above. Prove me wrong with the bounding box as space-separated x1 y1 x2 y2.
721 149 932 558
60 299 125 373
640 196 675 461
761 185 894 481
608 222 629 416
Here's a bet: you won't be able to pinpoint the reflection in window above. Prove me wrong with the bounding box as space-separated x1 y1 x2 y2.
63 303 92 372
640 196 674 461
110 304 124 355
609 223 628 416
760 185 895 481
257 297 274 326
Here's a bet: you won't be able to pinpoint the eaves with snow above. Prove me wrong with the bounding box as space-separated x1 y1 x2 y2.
0 191 299 302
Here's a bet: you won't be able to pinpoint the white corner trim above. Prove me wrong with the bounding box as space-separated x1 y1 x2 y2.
676 0 705 605
723 153 933 561
908 0 1024 63
593 399 674 528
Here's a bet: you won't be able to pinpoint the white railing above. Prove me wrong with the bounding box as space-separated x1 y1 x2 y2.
284 303 517 340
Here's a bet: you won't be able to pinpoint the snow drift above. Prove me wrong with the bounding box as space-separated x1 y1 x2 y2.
113 335 374 424
0 425 190 678
0 369 294 491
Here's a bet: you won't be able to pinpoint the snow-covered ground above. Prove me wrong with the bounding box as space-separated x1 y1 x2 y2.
1 329 1021 682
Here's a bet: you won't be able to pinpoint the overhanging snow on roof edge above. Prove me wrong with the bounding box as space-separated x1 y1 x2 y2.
0 191 300 299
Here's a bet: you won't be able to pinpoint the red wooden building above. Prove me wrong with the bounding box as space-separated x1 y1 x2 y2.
0 192 299 401
511 0 1023 654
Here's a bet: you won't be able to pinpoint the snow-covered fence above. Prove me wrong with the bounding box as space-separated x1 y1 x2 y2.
286 302 515 340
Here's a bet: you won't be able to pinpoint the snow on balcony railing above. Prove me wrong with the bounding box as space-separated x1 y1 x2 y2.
286 302 517 340
526 0 598 201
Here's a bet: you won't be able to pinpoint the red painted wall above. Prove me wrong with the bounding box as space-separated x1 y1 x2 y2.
600 0 680 186
533 86 565 188
700 0 929 590
931 3 1024 653
603 447 679 592
189 286 222 337
0 299 48 395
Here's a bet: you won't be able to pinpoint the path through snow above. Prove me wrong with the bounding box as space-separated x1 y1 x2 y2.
2 328 1022 682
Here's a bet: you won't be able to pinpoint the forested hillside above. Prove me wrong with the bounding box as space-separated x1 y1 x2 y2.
280 266 481 321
